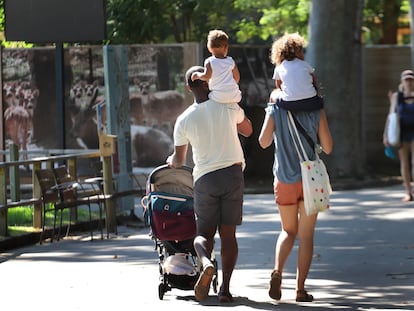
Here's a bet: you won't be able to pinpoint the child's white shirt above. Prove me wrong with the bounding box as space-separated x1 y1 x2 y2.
207 56 242 104
273 58 317 101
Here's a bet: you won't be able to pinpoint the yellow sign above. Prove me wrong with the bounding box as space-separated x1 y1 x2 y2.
99 134 117 156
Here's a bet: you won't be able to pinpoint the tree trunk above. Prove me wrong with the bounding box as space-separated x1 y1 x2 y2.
381 0 401 44
410 0 414 67
306 0 364 180
28 49 58 148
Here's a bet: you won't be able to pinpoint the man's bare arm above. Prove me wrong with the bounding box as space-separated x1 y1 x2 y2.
166 145 188 168
237 116 253 137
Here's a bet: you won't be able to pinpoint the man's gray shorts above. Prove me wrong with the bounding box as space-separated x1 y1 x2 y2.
194 164 244 228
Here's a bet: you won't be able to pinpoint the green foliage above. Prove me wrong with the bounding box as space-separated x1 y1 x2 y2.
0 0 3 31
234 0 310 43
363 0 409 44
194 0 239 41
361 0 381 44
106 0 202 43
0 0 411 46
234 0 410 44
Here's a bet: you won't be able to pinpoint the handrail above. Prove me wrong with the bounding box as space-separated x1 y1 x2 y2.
0 150 101 167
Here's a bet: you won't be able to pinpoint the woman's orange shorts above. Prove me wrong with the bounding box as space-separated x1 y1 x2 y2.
273 179 304 206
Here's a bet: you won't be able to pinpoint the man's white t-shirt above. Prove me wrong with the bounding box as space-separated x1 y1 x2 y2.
173 99 245 182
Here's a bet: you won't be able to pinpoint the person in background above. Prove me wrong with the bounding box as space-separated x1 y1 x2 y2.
258 88 333 302
191 29 242 105
383 69 414 202
167 65 252 303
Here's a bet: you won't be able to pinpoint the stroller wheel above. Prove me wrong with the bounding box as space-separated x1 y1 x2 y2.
212 259 218 293
212 275 218 293
158 283 166 300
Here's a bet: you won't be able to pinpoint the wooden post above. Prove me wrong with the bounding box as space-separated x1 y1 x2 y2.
9 144 20 202
32 162 42 229
67 158 78 221
183 42 202 106
0 46 4 163
0 167 7 236
102 155 116 234
67 158 77 177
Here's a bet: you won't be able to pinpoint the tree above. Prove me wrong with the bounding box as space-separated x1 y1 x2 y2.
0 0 410 45
381 0 403 43
234 0 310 43
306 0 365 179
363 0 408 44
105 0 237 44
410 0 414 66
233 0 409 45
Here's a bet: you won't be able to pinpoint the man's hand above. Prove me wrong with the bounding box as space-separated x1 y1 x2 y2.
166 154 176 167
166 145 188 168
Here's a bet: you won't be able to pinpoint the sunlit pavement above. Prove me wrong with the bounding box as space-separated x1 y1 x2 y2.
0 184 413 310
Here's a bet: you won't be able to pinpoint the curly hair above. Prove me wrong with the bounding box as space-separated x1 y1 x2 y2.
207 29 229 49
270 33 306 66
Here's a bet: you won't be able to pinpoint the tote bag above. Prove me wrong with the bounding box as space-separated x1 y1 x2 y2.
386 111 400 146
287 112 332 216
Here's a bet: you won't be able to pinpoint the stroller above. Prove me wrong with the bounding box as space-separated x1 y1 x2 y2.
141 164 217 300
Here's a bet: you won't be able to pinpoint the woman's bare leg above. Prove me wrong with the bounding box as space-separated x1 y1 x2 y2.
398 143 412 201
296 202 318 292
274 204 299 273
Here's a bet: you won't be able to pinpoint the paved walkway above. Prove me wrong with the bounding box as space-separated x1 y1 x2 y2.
0 183 413 310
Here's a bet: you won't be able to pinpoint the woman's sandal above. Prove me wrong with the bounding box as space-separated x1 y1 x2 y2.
268 270 282 300
296 289 314 302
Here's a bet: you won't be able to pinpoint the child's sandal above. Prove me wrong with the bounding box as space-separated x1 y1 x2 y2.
296 289 313 302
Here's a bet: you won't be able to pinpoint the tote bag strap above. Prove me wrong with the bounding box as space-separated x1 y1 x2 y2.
287 111 316 162
289 112 316 150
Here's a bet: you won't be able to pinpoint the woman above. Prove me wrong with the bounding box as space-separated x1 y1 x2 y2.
258 89 333 302
384 69 414 202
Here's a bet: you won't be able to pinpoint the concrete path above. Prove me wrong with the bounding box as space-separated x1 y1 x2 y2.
0 183 413 310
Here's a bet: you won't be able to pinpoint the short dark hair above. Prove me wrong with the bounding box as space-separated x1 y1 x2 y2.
185 66 205 88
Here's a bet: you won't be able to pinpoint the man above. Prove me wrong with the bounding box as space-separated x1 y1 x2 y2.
166 65 252 303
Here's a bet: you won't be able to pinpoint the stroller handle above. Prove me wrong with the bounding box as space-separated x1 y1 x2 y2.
141 195 148 210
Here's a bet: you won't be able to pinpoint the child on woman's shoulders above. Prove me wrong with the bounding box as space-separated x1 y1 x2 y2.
270 32 323 112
